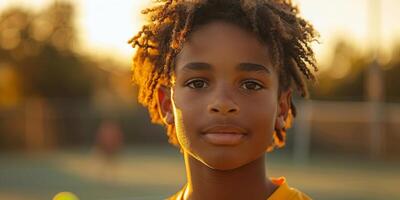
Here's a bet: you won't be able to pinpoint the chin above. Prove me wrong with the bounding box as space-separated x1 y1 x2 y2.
198 151 248 171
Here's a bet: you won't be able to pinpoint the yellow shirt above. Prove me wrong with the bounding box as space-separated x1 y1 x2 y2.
267 177 311 200
165 177 311 200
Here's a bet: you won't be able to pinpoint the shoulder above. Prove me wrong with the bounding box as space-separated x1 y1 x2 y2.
267 177 312 200
165 178 311 200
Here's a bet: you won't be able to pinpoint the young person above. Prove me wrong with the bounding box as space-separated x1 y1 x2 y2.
129 0 319 199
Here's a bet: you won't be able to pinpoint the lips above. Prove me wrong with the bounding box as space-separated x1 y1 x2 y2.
202 125 247 145
203 124 246 134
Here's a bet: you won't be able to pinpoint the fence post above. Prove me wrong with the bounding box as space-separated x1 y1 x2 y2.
293 100 312 165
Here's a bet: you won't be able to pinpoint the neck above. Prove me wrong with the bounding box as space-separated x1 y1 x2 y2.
182 152 277 200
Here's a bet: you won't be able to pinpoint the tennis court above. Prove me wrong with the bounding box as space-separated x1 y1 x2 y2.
1 145 399 200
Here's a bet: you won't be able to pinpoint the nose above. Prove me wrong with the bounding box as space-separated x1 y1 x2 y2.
207 90 239 115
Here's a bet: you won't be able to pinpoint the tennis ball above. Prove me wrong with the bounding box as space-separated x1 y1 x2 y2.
53 192 79 200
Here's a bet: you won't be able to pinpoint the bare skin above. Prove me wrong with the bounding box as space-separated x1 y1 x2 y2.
158 20 291 200
181 151 277 200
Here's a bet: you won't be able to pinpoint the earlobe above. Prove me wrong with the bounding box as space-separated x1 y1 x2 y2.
275 116 286 130
157 86 174 125
165 112 174 125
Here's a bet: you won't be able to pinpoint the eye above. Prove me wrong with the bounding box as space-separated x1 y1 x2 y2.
241 80 264 91
185 78 208 89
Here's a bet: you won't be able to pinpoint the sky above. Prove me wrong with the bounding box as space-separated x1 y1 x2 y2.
1 0 399 70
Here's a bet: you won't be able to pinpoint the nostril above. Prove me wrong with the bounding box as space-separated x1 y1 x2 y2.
209 107 238 114
228 108 237 113
210 108 219 113
208 102 239 114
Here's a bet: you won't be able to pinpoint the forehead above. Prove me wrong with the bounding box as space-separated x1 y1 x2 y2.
175 20 272 70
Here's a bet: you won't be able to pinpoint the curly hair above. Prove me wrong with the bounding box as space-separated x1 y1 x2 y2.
128 0 319 151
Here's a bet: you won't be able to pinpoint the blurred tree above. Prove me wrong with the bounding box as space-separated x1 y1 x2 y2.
0 2 138 150
0 3 93 101
384 42 400 102
310 39 400 102
310 39 366 101
0 3 96 149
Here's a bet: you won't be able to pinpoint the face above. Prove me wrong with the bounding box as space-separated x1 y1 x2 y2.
158 21 290 170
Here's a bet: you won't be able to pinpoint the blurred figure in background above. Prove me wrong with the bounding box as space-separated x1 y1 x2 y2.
93 119 124 177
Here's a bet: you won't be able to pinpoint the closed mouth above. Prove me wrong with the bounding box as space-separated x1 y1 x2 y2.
201 124 247 145
202 124 247 135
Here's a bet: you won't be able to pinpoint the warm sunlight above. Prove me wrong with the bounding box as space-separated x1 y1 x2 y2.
76 0 150 65
299 0 400 69
1 1 400 199
1 0 399 69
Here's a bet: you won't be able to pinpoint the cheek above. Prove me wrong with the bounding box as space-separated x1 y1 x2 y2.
243 91 278 120
171 89 204 148
172 107 190 147
242 93 278 139
239 101 277 159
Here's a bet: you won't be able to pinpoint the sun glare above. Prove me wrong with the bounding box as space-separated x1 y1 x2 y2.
76 0 150 65
1 0 399 70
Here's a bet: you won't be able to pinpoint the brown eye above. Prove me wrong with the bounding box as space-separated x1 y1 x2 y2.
241 80 263 91
186 79 208 89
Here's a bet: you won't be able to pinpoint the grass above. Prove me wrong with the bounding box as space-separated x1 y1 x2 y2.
0 145 399 200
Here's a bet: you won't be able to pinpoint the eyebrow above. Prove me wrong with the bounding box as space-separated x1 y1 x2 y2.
181 62 270 74
238 63 271 74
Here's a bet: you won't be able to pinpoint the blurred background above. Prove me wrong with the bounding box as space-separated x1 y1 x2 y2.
0 0 399 199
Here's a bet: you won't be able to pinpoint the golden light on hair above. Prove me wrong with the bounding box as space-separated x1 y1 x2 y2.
129 0 319 150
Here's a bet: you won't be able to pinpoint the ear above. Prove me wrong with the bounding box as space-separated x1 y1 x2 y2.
157 85 174 125
275 89 292 130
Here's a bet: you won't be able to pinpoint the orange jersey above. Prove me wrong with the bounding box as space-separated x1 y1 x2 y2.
267 177 311 200
166 177 311 200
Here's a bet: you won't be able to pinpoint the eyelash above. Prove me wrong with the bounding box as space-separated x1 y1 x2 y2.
185 78 209 89
184 78 264 91
240 80 264 91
